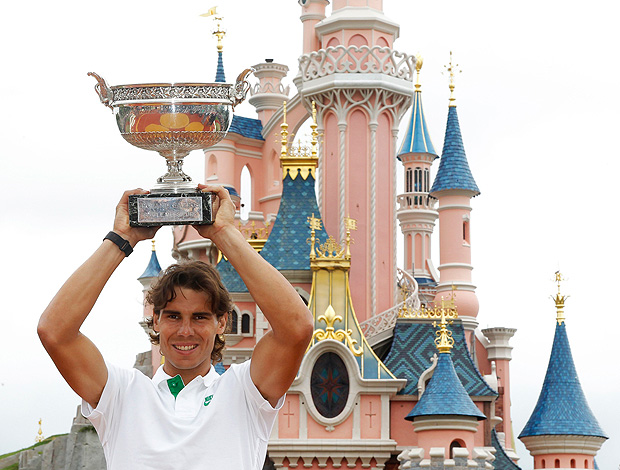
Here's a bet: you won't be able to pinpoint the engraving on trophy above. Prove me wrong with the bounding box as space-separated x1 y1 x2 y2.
88 70 253 227
137 197 203 224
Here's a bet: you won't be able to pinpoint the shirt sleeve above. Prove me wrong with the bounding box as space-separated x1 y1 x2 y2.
231 360 285 440
81 362 133 445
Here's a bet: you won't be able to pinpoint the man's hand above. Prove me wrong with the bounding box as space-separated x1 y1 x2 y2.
194 184 236 242
112 189 160 246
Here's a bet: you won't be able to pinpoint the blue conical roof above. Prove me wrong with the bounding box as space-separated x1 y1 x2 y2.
430 106 480 196
215 51 226 83
138 247 162 280
405 352 486 421
397 90 437 158
260 172 326 271
519 322 607 438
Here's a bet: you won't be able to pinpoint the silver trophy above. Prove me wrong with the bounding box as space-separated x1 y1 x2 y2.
89 70 252 226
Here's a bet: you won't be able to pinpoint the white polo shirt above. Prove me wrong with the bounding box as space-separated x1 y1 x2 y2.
82 360 283 470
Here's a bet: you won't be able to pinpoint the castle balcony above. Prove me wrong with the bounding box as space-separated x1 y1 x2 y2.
397 192 437 211
296 45 415 97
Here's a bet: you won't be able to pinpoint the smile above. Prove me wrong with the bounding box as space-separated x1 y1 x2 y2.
173 345 198 351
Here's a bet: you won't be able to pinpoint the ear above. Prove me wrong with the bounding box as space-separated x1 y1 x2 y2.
216 314 227 334
152 313 160 332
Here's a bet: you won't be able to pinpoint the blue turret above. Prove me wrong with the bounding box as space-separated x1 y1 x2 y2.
405 351 486 421
138 241 162 280
519 275 607 469
430 104 479 196
519 320 607 438
397 69 437 159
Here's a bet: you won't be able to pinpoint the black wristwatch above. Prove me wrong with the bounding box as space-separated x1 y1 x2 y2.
104 231 133 257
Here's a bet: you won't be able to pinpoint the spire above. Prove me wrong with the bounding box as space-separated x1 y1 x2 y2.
429 67 480 195
405 304 486 421
138 240 162 280
397 55 437 158
519 274 607 439
259 102 326 271
213 16 226 83
445 51 460 108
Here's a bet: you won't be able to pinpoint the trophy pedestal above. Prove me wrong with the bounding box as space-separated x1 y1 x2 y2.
128 192 213 227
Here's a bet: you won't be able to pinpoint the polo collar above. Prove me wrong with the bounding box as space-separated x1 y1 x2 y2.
152 364 221 393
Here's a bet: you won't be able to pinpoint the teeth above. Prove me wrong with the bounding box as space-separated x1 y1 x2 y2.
174 345 197 351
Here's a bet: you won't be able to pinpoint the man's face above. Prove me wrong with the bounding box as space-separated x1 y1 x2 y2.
153 287 226 382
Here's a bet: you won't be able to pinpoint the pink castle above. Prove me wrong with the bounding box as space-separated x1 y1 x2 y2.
135 1 608 469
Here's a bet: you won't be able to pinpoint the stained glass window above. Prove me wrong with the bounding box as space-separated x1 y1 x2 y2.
310 352 349 418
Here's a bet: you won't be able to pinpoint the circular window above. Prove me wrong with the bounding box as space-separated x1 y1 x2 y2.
310 352 349 418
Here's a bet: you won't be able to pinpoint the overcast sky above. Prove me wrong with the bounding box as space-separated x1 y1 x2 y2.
1 1 618 468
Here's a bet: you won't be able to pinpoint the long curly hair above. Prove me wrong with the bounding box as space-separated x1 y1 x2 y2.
144 260 232 364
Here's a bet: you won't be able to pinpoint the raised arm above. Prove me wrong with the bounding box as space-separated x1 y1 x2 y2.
196 185 313 407
38 189 159 407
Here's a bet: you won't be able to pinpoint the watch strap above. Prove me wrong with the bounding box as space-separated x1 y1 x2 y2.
104 231 133 257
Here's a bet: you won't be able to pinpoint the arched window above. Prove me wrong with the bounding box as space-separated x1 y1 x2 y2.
405 167 413 192
570 459 576 468
241 313 251 334
449 440 463 458
585 460 589 469
240 165 252 220
555 459 560 468
541 459 546 469
230 311 238 334
423 168 430 192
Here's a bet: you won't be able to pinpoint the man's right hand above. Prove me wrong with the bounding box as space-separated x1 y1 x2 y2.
112 189 161 247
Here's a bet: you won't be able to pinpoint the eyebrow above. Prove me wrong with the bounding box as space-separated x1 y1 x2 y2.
161 310 214 316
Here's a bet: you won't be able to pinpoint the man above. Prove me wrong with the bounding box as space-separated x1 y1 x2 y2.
38 185 314 470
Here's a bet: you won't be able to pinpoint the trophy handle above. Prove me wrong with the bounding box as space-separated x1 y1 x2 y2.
230 68 254 111
87 72 114 111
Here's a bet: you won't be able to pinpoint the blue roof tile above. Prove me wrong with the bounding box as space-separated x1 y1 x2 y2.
397 90 437 158
229 115 265 141
138 249 162 280
260 172 326 271
430 106 480 195
491 429 522 470
519 322 607 438
215 51 226 83
405 352 486 420
384 320 497 397
217 257 248 293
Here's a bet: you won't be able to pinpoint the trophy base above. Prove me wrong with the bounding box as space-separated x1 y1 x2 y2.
128 192 213 227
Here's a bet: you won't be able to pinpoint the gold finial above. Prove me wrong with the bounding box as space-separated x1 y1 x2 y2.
151 239 156 251
433 294 457 353
310 101 318 158
444 51 461 107
344 216 357 259
312 305 363 355
35 419 44 443
280 101 289 158
212 16 226 53
307 214 322 260
552 271 568 325
415 54 423 91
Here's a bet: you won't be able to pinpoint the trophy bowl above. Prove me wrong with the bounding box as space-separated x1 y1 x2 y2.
88 70 252 226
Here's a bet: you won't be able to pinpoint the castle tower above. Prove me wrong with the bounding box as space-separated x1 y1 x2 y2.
137 240 162 375
403 311 487 459
248 61 290 124
396 56 438 287
519 273 607 469
298 0 328 54
295 0 413 320
429 55 480 337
